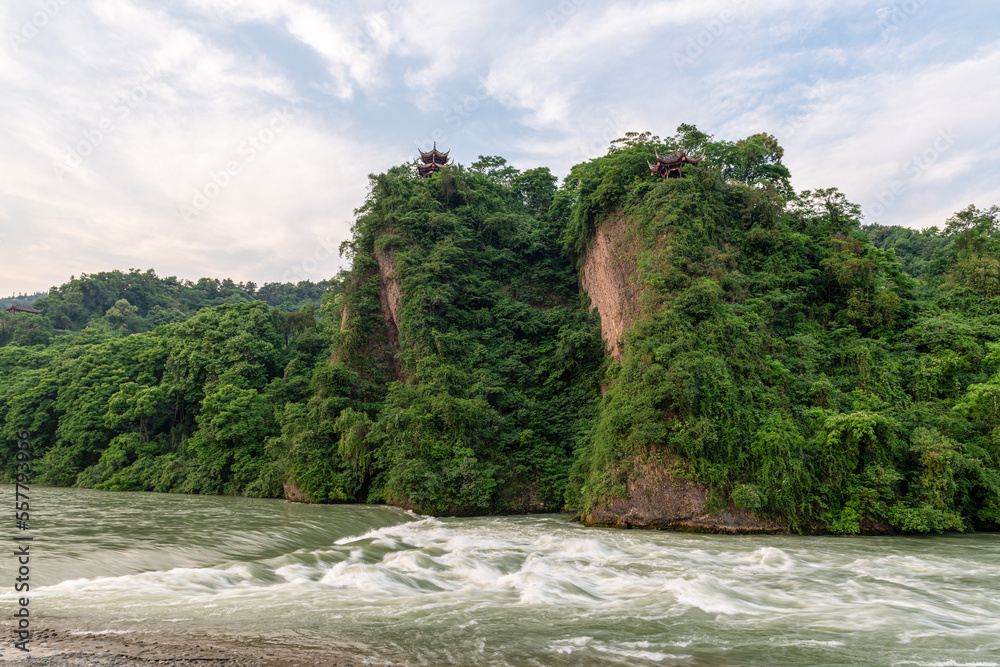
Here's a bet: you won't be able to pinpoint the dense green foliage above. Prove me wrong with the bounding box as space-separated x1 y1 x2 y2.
3 131 998 534
0 160 604 513
325 158 604 513
0 300 337 495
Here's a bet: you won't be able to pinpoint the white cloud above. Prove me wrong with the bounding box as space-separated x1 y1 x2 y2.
782 41 1000 226
0 0 377 294
394 0 512 102
1 0 998 296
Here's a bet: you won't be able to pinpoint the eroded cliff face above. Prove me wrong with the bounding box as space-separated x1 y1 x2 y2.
282 481 310 503
582 456 786 534
339 303 349 331
580 212 643 361
330 244 403 376
375 249 402 332
375 248 403 381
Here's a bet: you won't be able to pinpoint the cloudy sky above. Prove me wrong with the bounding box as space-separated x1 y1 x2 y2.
2 0 998 298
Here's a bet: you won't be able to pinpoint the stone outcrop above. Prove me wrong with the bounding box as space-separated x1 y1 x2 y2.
582 456 785 534
375 248 403 381
375 249 402 333
580 211 643 361
282 481 309 503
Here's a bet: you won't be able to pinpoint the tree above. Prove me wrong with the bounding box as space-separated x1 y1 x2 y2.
673 123 713 154
512 167 557 215
706 133 792 191
470 155 519 186
186 383 274 492
941 205 1000 295
737 132 784 163
105 298 139 329
105 382 165 442
7 313 54 346
608 131 661 153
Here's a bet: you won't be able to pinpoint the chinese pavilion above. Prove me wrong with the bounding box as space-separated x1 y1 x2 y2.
647 147 705 180
4 303 42 316
417 143 452 178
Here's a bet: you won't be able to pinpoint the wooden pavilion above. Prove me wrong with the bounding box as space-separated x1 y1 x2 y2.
648 147 705 180
417 143 452 178
4 302 42 316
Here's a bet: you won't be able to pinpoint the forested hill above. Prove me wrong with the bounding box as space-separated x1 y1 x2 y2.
0 291 47 308
0 269 331 346
2 126 999 535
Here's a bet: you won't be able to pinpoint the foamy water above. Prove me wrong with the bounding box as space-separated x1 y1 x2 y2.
4 486 999 665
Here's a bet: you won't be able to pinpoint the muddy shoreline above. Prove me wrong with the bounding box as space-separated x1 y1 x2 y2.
0 621 401 667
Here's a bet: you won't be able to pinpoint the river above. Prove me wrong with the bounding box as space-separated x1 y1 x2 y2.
3 486 999 665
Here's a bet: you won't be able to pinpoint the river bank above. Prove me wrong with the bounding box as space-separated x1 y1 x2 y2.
0 621 394 667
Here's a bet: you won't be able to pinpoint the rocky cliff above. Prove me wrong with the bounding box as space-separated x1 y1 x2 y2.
581 455 785 534
579 211 642 361
375 248 403 381
578 211 780 532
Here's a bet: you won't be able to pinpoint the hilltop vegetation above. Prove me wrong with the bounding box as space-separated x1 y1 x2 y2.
2 127 999 534
557 131 1000 533
0 291 47 308
0 269 330 346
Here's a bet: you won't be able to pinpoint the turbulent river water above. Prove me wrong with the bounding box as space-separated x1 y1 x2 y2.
4 486 999 666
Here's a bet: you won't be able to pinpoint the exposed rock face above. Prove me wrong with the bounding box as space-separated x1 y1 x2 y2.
283 481 309 503
582 456 785 534
375 248 403 381
375 249 402 331
580 211 643 361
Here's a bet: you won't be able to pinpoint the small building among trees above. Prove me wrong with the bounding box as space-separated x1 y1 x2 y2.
5 303 42 316
648 147 704 180
417 143 452 178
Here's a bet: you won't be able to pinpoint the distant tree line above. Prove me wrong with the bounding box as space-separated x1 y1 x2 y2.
0 292 47 308
0 269 333 346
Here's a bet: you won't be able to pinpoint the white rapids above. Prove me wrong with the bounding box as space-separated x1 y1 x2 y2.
5 486 999 666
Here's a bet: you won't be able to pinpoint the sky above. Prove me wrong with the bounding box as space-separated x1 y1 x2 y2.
1 0 998 298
